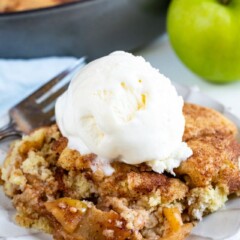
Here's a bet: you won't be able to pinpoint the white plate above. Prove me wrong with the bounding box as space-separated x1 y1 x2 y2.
0 83 240 240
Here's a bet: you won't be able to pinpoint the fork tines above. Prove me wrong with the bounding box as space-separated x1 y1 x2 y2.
8 57 85 133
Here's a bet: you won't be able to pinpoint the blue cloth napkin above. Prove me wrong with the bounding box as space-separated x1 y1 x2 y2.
0 57 77 117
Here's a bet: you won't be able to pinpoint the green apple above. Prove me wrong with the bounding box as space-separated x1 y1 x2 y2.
167 0 240 83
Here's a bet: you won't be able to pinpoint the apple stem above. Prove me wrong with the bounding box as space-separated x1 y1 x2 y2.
219 0 231 5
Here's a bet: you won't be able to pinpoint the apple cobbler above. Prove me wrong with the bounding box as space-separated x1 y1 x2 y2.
1 103 240 240
0 0 79 13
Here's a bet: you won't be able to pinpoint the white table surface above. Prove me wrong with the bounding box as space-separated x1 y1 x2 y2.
137 34 240 118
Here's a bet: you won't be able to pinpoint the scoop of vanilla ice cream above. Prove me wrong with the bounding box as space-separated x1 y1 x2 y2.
55 51 192 173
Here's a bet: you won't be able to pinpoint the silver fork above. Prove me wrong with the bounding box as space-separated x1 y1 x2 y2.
0 57 85 141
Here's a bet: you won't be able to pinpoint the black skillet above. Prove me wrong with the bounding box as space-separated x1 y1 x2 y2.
0 0 170 59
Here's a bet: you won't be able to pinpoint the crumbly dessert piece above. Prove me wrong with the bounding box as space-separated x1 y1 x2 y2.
1 103 240 240
0 0 77 13
1 125 192 240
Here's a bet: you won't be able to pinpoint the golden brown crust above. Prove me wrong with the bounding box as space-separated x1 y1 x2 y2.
175 135 226 187
175 135 240 191
183 103 237 141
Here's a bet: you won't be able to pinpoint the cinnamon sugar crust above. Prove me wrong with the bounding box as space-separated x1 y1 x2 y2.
183 103 237 141
1 103 240 239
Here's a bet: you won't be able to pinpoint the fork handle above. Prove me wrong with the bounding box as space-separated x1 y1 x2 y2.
0 120 22 141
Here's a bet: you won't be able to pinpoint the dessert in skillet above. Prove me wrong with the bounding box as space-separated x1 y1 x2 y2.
1 52 240 240
0 0 78 13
